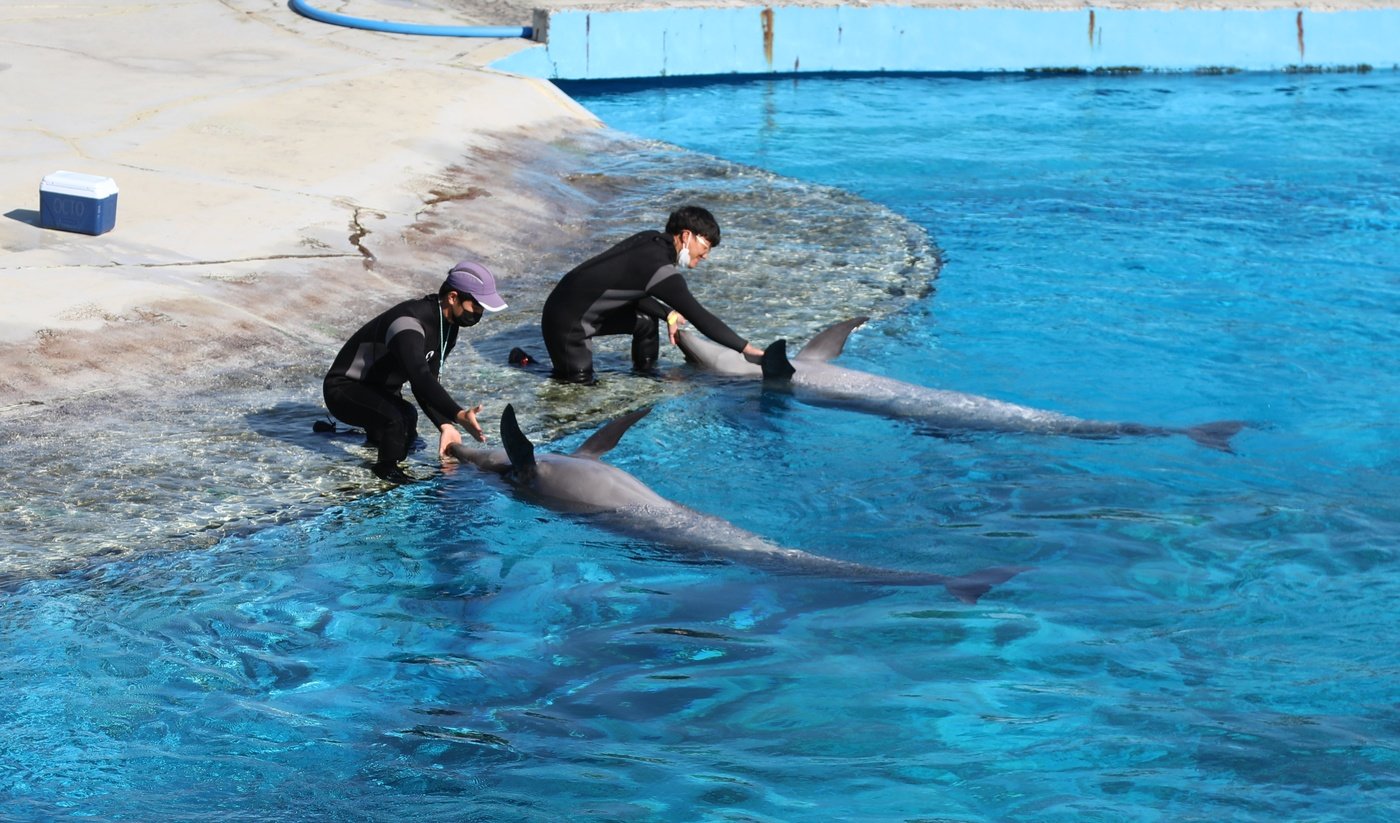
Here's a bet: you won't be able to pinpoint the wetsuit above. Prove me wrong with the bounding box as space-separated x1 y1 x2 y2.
323 295 462 470
541 230 749 381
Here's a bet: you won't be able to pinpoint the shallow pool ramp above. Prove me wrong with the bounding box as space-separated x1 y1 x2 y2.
494 3 1400 80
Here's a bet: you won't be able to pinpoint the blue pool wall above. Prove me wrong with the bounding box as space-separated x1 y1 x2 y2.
491 6 1400 80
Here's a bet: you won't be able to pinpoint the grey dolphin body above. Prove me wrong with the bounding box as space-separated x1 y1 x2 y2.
676 318 1246 452
448 405 1025 603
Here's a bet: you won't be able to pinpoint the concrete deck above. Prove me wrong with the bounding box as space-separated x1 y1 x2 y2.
0 0 598 411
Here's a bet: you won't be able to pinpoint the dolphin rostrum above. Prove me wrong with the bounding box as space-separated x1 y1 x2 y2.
676 318 1246 452
448 404 1026 604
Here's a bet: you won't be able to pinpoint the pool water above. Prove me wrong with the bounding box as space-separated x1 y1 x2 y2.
5 72 1400 820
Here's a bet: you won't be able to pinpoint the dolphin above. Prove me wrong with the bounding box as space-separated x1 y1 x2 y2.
448 404 1026 604
675 318 1246 452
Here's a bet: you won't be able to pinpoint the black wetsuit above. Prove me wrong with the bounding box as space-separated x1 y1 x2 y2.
541 230 749 381
323 295 462 470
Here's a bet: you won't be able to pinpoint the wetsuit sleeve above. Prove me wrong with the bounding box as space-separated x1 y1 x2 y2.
388 324 462 428
650 274 749 352
637 296 671 321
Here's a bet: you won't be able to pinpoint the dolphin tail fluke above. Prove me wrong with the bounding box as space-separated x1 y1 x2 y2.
941 565 1032 605
1184 420 1248 453
500 404 537 476
760 340 796 381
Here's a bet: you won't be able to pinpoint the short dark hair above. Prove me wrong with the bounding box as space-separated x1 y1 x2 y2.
666 205 721 248
437 283 476 306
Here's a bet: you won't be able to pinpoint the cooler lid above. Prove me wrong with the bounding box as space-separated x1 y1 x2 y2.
41 170 119 198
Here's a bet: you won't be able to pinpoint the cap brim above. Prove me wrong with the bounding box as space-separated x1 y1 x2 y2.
476 293 507 312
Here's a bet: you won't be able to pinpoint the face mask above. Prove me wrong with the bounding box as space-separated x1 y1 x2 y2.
454 307 482 328
448 293 483 328
677 243 692 268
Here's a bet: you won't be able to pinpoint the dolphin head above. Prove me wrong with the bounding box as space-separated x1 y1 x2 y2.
675 329 762 377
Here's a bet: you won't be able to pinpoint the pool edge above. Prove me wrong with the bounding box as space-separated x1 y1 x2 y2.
493 6 1400 80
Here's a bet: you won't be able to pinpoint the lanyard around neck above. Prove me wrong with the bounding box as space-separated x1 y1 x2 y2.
437 296 450 367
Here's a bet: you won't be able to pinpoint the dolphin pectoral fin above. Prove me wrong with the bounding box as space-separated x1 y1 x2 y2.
573 406 653 460
500 404 537 476
760 340 797 381
795 316 870 362
1184 420 1249 453
940 565 1032 605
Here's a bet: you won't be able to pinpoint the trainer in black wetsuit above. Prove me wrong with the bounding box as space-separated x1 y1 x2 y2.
323 261 507 483
541 205 765 384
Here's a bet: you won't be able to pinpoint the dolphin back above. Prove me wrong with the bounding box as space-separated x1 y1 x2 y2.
573 407 652 460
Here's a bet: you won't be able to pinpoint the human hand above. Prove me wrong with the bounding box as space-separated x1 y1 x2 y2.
666 311 687 345
461 404 486 443
438 424 462 459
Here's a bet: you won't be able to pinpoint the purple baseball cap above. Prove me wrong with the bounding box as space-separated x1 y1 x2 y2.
444 260 506 312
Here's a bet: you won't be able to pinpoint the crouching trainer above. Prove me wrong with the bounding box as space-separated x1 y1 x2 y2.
541 205 764 384
323 261 506 483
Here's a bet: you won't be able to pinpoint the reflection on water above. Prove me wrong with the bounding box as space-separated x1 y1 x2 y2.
0 131 937 583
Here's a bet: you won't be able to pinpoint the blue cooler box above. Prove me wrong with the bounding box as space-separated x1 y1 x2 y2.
40 171 119 235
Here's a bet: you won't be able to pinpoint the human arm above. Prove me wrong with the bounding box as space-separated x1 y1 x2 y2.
649 274 750 353
660 308 760 352
637 294 691 345
386 322 466 431
637 295 671 321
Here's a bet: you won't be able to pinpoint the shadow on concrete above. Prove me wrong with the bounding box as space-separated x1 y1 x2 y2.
245 400 366 460
5 209 40 227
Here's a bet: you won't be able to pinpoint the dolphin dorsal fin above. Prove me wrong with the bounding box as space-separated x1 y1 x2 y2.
573 407 653 460
796 316 869 362
760 340 797 380
500 404 537 476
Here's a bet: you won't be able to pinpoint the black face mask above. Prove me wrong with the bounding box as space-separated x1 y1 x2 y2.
446 291 484 328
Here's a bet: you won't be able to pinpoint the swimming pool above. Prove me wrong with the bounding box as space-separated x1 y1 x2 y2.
4 71 1398 819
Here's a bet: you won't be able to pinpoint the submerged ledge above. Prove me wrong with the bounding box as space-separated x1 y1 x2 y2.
494 5 1400 80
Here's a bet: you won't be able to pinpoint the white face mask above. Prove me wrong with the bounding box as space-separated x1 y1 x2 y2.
677 243 691 269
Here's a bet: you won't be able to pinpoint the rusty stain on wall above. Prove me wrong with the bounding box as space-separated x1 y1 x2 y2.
1088 10 1095 47
1296 11 1305 61
761 7 775 67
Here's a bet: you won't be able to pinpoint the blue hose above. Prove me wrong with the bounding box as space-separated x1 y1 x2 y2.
289 0 533 39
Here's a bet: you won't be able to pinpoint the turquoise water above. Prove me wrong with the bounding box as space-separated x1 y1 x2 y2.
5 72 1400 820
